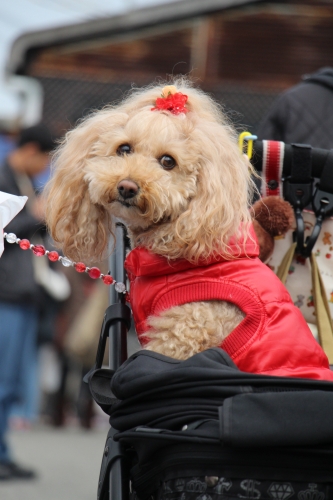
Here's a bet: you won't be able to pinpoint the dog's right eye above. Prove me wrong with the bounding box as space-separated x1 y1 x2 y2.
159 155 176 170
117 144 132 156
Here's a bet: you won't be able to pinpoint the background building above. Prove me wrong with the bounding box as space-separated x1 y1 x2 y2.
6 0 333 137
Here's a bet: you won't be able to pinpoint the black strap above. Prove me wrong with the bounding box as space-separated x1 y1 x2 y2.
284 146 333 257
290 143 313 183
313 149 333 217
283 144 313 256
283 144 313 208
317 149 333 192
83 303 131 383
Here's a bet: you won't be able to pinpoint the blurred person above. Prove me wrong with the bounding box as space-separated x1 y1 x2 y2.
37 265 92 429
9 153 70 431
256 67 333 148
64 277 109 429
0 130 15 164
0 124 55 480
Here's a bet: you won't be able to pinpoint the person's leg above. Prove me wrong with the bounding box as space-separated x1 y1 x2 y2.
0 302 38 465
10 310 40 426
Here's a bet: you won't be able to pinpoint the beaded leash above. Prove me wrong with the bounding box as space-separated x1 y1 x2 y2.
3 231 128 296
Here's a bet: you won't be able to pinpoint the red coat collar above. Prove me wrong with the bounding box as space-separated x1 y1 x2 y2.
125 225 259 278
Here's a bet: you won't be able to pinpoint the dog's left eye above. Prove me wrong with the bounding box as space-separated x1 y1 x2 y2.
117 144 132 156
159 155 176 170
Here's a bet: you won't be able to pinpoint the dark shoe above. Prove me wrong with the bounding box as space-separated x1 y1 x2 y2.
0 461 37 480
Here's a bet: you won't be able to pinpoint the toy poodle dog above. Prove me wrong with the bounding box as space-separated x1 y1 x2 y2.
46 79 333 380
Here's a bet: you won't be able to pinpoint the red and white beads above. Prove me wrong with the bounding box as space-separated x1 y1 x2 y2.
3 232 126 293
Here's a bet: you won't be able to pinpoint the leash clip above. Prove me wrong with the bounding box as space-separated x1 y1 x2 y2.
300 187 333 257
284 179 313 256
312 186 333 218
238 131 257 160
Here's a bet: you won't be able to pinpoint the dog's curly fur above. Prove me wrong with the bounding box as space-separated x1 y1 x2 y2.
45 78 256 360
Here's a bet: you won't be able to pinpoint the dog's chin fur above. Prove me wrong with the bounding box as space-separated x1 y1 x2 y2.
45 77 256 360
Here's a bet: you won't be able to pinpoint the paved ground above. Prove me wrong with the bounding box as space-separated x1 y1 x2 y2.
0 329 140 500
0 424 108 500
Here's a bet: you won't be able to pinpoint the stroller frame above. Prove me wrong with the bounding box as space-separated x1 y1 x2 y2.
84 222 132 500
89 141 333 500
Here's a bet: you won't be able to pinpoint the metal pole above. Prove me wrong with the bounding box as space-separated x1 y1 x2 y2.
108 223 128 371
108 223 129 500
109 459 128 500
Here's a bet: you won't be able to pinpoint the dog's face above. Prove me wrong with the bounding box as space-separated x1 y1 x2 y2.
46 82 254 263
85 109 200 233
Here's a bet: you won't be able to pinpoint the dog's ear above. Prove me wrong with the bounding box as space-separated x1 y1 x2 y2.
175 126 254 261
45 121 111 263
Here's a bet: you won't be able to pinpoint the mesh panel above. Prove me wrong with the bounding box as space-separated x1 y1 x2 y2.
26 1 333 137
205 84 279 133
38 76 133 136
36 75 279 137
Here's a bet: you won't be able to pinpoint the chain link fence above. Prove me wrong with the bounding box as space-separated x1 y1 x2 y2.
36 74 279 138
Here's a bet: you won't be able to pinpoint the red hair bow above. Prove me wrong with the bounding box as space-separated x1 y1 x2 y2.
152 92 188 115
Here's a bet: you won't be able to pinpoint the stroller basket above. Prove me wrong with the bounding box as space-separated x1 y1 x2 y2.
92 348 333 500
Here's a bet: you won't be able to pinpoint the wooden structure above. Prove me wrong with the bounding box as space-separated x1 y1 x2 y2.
8 0 333 135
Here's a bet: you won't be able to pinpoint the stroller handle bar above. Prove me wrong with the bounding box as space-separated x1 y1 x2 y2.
252 140 331 178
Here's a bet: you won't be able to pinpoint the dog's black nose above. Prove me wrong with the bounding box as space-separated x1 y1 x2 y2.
117 179 139 200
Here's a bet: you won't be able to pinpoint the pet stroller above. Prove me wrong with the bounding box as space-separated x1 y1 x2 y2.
86 141 333 500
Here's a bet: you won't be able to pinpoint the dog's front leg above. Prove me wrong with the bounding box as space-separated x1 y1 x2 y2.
144 301 245 360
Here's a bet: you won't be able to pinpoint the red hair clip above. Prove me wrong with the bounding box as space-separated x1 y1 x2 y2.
152 85 188 115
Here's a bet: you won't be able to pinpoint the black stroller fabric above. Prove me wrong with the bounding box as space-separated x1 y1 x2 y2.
93 349 333 500
109 348 333 448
